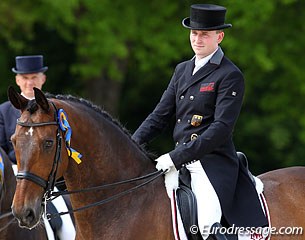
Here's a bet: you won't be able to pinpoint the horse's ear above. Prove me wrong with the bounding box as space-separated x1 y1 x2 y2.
34 87 50 112
7 86 29 111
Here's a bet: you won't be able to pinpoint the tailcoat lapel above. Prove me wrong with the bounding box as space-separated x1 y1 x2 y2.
185 58 195 77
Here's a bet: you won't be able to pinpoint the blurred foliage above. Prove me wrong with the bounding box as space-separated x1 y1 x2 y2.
0 0 305 174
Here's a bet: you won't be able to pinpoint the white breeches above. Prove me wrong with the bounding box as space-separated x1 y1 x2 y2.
186 161 222 240
186 161 269 240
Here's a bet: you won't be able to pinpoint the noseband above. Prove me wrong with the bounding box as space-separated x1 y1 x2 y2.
16 102 62 197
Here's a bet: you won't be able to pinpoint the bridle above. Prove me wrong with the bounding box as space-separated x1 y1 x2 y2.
15 100 164 219
16 101 62 200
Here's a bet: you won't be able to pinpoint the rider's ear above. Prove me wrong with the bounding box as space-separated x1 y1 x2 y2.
34 87 50 112
7 86 28 111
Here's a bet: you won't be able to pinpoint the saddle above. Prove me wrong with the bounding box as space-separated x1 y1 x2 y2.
236 152 256 187
176 169 225 240
176 152 255 240
176 167 203 240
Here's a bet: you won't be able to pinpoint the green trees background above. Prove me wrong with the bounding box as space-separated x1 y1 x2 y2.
0 0 304 174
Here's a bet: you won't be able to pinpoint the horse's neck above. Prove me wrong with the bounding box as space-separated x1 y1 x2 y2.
64 138 154 189
62 139 162 220
49 101 172 238
60 102 164 219
63 106 154 185
63 142 168 237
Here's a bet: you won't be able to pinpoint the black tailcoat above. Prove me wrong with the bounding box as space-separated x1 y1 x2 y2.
0 101 20 163
133 47 268 227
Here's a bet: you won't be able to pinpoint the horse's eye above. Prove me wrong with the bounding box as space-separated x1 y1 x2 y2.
44 140 54 149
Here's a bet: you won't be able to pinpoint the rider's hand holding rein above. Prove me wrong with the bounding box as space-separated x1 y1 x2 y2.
155 153 175 173
155 154 179 198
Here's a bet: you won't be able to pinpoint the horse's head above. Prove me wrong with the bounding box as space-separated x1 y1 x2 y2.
8 87 68 229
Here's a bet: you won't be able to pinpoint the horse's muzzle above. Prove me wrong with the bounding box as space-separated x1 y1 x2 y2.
12 205 41 229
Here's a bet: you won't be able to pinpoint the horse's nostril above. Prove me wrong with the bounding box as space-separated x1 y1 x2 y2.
24 208 35 223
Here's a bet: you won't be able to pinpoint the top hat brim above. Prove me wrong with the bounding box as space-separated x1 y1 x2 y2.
182 17 232 30
12 66 48 74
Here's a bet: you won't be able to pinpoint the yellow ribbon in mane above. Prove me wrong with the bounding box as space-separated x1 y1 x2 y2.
58 109 82 164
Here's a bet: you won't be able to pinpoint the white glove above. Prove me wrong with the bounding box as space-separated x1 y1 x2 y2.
155 154 179 198
155 153 175 172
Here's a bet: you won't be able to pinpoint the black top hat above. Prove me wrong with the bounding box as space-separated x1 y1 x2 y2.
182 4 232 30
12 55 48 74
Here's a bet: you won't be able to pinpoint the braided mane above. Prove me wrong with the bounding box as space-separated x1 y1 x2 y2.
43 92 155 160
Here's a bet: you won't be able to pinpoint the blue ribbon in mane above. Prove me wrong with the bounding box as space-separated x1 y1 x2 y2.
57 109 82 164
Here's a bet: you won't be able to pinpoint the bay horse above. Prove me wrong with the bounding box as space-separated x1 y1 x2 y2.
8 87 305 240
0 147 48 239
9 87 173 240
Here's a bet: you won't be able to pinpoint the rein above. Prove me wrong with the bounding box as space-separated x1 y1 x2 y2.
48 170 164 219
15 100 165 220
53 170 162 197
0 211 15 232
